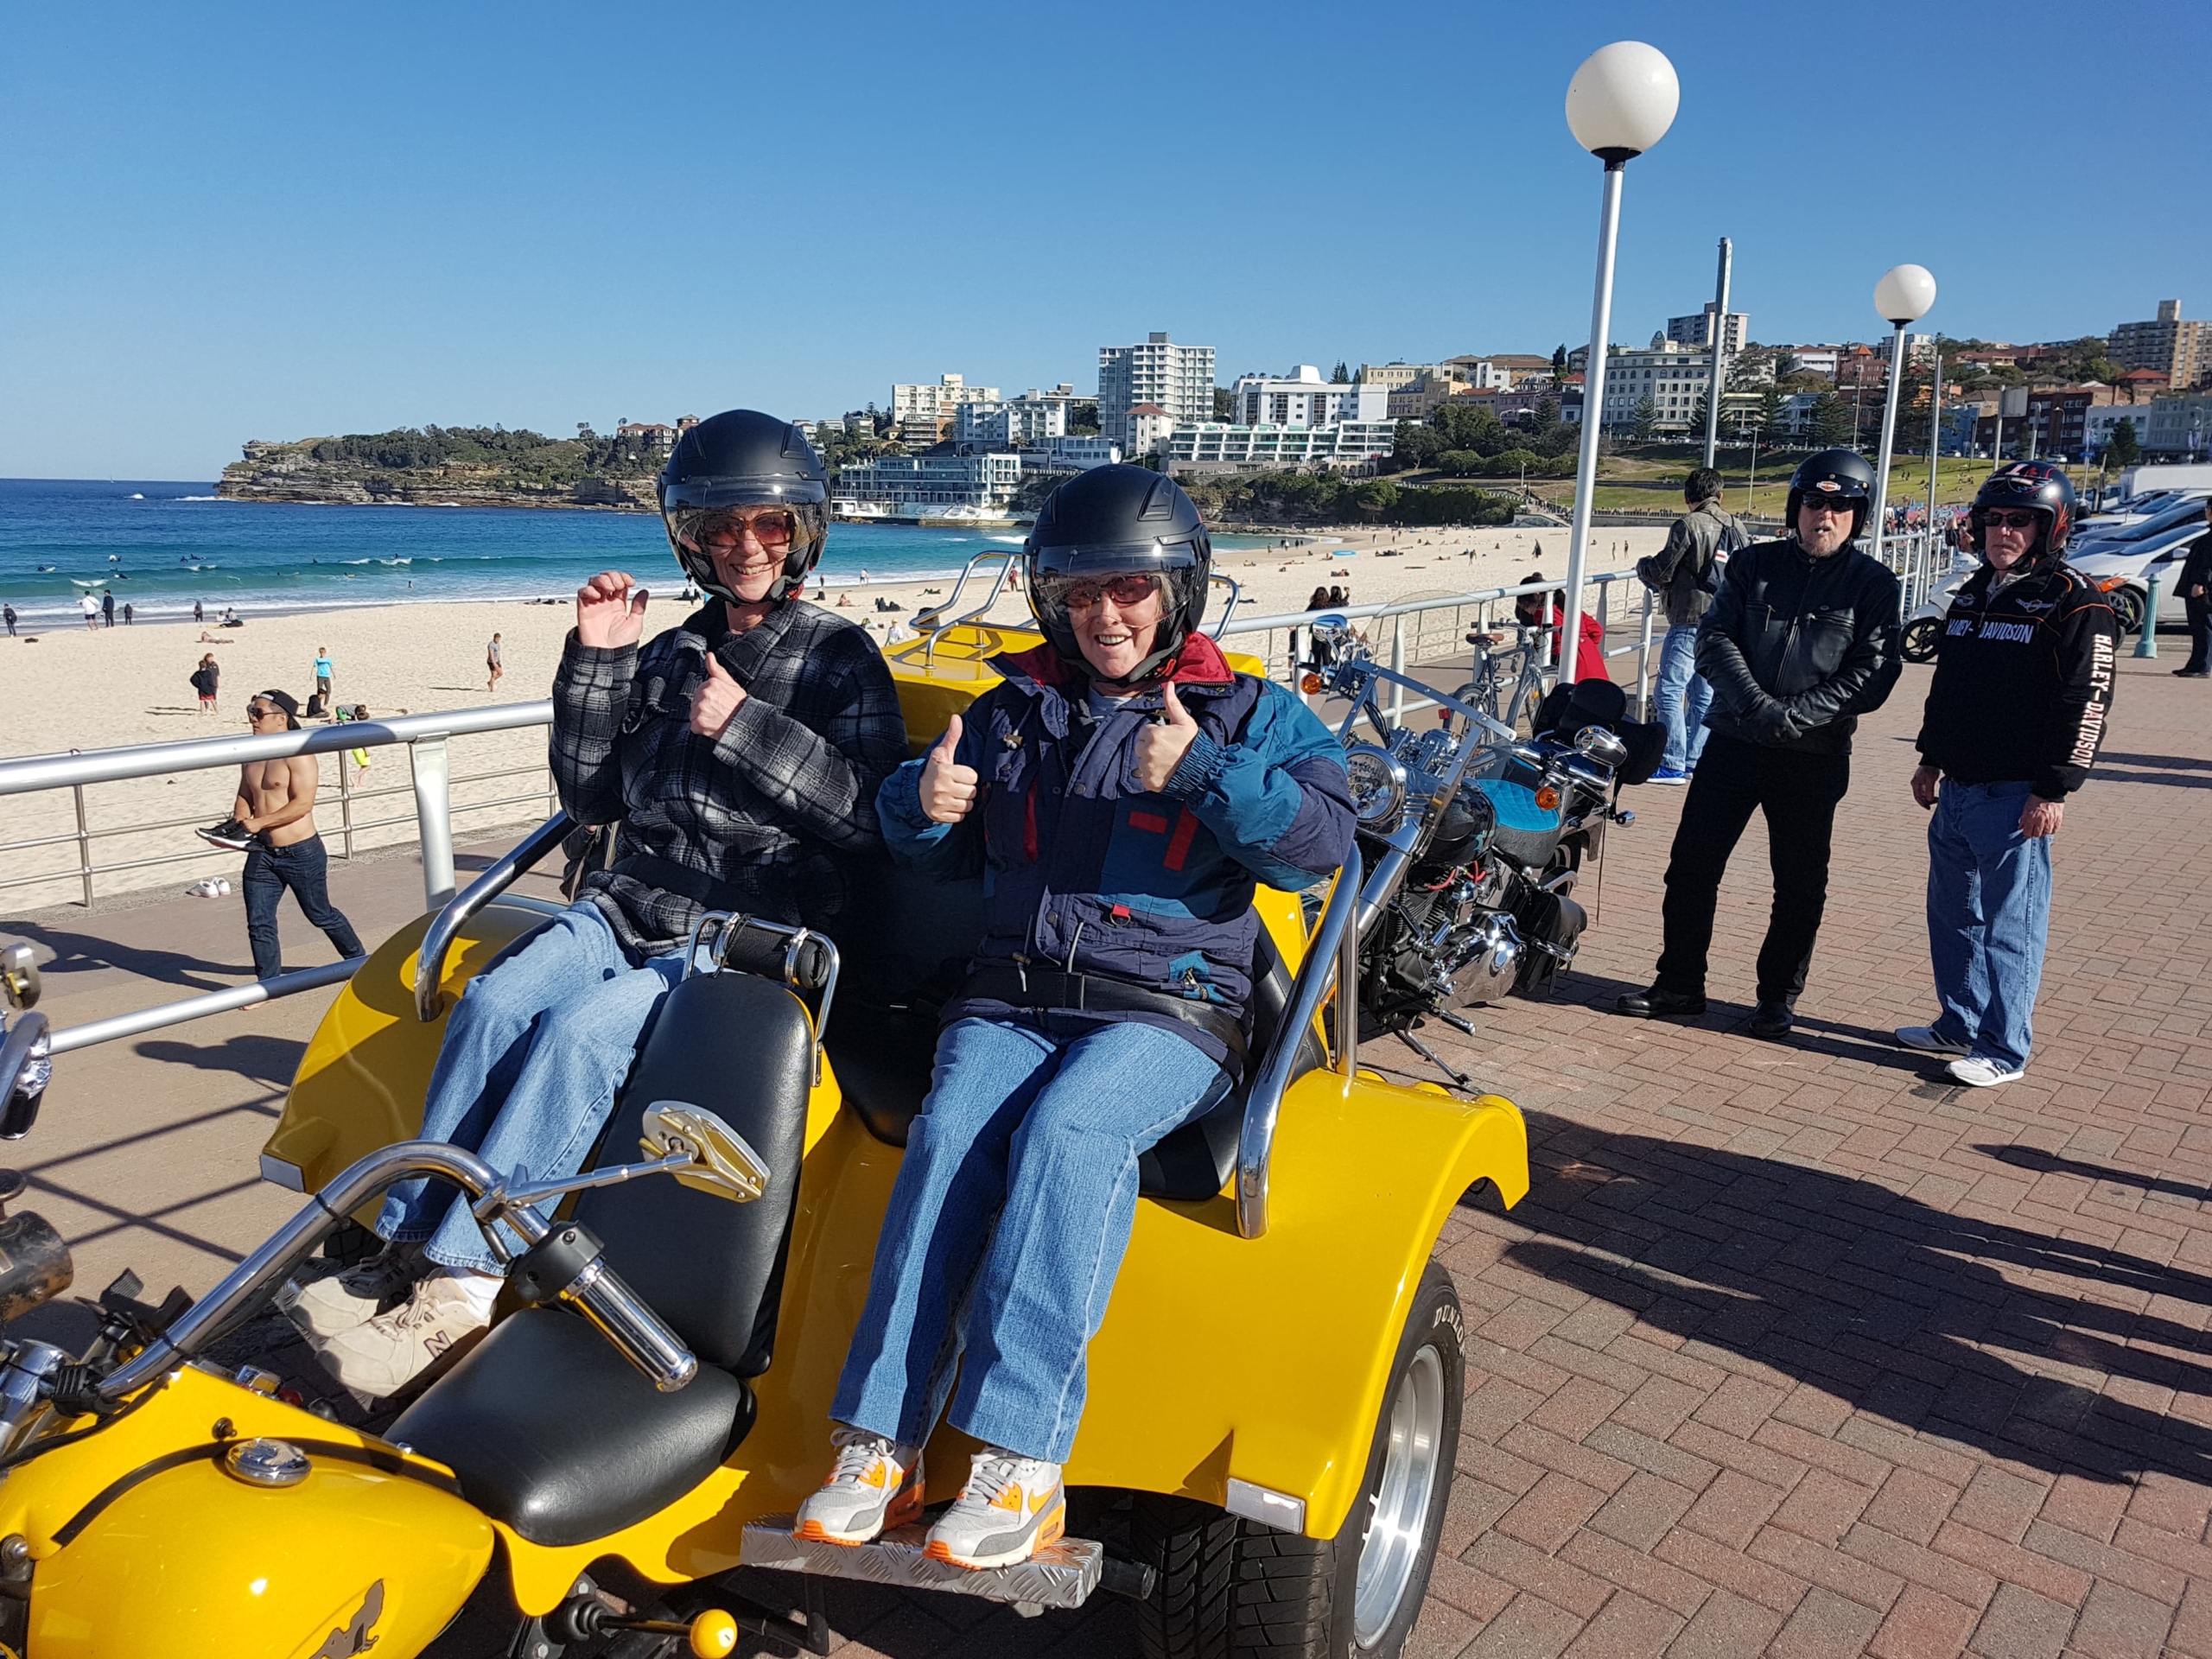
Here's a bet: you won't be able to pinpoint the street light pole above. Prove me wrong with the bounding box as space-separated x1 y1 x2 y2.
1701 236 1732 470
1869 264 1937 563
1560 41 1678 686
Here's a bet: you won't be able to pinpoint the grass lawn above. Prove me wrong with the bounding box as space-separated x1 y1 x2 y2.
1522 449 2082 519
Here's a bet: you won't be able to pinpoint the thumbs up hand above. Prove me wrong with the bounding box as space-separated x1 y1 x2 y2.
919 715 979 824
690 652 747 737
1135 682 1201 793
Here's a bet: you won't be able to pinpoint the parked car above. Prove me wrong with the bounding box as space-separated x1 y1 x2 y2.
2066 497 2209 634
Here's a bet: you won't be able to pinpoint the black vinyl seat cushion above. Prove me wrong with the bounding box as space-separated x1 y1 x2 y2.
390 1306 752 1548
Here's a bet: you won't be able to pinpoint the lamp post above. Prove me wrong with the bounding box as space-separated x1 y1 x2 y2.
1869 264 1937 563
1700 236 1732 470
1560 41 1679 684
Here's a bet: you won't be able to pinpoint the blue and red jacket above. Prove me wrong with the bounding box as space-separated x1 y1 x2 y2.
876 632 1355 1071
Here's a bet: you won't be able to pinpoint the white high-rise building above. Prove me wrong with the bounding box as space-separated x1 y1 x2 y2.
891 373 1000 424
1666 305 1751 354
1232 366 1389 427
954 396 1067 448
1098 333 1215 451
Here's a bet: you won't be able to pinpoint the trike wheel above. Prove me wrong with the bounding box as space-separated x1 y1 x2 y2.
1899 617 1942 664
2108 585 2146 636
1132 1262 1463 1657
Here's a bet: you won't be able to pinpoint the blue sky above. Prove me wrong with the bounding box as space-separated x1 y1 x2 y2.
4 0 2205 480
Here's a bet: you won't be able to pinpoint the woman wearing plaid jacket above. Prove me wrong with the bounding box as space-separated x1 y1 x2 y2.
286 411 906 1399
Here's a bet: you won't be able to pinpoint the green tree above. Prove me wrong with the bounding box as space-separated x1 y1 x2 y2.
2105 417 2142 470
1631 397 1659 442
1330 361 1351 384
1810 392 1853 448
1431 400 1508 456
1212 387 1235 422
1389 420 1442 474
1758 388 1789 446
1551 344 1568 379
1066 399 1100 435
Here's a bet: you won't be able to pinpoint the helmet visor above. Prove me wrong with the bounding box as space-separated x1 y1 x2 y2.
660 471 827 512
669 505 804 555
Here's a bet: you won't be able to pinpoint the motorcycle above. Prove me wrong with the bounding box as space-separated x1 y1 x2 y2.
1298 614 1662 1085
0 612 1533 1659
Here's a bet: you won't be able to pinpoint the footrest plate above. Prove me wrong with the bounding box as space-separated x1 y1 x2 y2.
741 1515 1101 1610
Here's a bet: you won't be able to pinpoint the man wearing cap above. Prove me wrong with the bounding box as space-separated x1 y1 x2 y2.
201 690 368 980
1616 449 1904 1039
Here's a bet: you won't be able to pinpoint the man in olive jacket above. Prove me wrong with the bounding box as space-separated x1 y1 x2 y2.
1618 449 1903 1038
1637 467 1745 779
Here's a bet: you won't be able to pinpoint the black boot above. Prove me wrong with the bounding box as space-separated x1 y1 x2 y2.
1747 999 1795 1039
1616 982 1707 1019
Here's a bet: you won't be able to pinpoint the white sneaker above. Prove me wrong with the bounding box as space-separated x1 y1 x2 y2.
1895 1025 1970 1057
279 1250 423 1342
924 1447 1065 1570
1947 1055 2025 1088
792 1428 925 1546
314 1270 495 1400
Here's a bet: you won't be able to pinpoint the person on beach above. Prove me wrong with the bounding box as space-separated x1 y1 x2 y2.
3 605 16 638
288 410 906 1402
1900 463 2118 1088
194 600 204 624
314 646 334 703
101 591 115 628
80 594 97 630
485 632 504 692
190 654 219 713
796 467 1352 1570
197 690 368 981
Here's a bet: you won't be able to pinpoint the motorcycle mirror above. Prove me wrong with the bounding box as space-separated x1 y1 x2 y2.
0 946 37 1014
639 1103 771 1204
1309 611 1351 644
1572 726 1630 769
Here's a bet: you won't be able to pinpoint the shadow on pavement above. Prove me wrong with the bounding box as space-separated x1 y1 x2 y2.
136 1033 307 1088
0 920 242 994
1980 1142 2212 1206
1497 1109 2212 1486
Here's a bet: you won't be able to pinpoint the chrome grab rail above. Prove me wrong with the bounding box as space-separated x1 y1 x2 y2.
415 810 577 1021
0 1012 50 1130
1236 846 1362 1241
99 1138 696 1402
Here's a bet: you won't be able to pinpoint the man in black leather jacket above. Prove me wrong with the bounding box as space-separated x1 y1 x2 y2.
1618 449 1904 1037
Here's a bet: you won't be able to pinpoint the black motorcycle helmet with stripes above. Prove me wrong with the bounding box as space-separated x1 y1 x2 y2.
1971 461 2075 563
1785 448 1876 544
657 410 830 605
1025 465 1212 688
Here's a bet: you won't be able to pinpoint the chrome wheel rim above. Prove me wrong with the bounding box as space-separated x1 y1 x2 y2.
1353 1344 1446 1647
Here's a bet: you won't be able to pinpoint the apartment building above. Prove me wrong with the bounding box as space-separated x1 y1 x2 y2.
1666 305 1751 353
1592 338 1716 431
954 396 1067 448
1098 333 1215 451
891 373 1000 424
1232 367 1389 428
1162 422 1396 474
833 451 1023 512
2109 302 2211 390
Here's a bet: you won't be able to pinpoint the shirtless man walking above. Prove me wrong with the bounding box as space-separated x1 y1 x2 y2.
197 690 367 979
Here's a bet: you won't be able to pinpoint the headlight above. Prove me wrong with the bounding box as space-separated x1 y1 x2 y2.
1343 744 1409 831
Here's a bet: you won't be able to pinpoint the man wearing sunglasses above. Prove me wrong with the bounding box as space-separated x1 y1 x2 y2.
197 690 367 980
1901 461 2118 1087
797 465 1353 1570
1618 448 1904 1039
290 410 906 1400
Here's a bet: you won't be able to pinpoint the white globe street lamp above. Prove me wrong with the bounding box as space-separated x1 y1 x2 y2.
1869 263 1937 561
1560 42 1679 684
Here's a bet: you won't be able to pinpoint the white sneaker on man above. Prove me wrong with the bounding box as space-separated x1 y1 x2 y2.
923 1448 1065 1570
1895 1026 1971 1057
279 1251 423 1342
793 1429 925 1545
314 1270 496 1400
1947 1055 2025 1088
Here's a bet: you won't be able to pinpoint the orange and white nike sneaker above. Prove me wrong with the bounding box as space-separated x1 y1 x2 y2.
793 1428 925 1546
924 1448 1065 1569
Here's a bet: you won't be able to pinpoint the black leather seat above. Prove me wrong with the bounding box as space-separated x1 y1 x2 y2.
823 861 1318 1202
392 969 816 1546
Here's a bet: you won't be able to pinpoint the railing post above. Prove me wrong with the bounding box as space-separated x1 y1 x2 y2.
410 734 456 909
1636 589 1657 722
1388 613 1407 725
337 751 354 861
2134 569 2164 660
71 780 92 908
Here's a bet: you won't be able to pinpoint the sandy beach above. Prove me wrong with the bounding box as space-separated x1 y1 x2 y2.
0 523 1665 912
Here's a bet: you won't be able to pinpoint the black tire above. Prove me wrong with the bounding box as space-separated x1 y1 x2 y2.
1133 1263 1464 1658
2110 586 2146 636
1899 617 1942 664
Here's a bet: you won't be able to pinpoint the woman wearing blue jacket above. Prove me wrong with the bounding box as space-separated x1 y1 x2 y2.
796 467 1355 1569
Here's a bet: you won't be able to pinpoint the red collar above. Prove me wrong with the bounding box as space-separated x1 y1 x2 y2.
996 630 1235 692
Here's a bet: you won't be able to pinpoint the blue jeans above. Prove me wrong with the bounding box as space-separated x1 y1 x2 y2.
1654 623 1712 773
377 901 683 1274
242 835 365 981
833 1017 1229 1465
1925 780 2051 1073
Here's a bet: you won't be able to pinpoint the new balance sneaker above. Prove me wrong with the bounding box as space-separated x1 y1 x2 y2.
1947 1055 2025 1088
195 818 255 851
278 1249 424 1342
314 1270 495 1400
793 1429 925 1546
1648 766 1689 785
924 1448 1065 1570
1894 1025 1970 1057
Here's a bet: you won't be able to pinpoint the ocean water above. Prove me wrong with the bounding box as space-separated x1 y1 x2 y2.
0 479 1300 628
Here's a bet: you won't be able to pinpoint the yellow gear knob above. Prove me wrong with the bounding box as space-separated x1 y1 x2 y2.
688 1609 740 1658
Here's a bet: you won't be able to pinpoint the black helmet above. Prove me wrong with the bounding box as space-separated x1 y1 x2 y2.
1785 448 1876 543
1971 461 2075 561
657 410 830 605
1025 465 1211 687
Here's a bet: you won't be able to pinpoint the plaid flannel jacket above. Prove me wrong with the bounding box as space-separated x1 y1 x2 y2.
551 601 908 957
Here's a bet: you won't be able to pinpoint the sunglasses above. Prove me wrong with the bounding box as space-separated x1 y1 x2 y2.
245 702 279 719
1802 495 1856 515
1980 510 2041 531
1058 574 1160 611
690 510 796 552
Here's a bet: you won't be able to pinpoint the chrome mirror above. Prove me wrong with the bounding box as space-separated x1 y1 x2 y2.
1572 726 1629 770
1308 611 1351 650
640 1103 770 1203
0 947 37 1014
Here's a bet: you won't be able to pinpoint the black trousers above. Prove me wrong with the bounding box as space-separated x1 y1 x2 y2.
2184 594 2211 674
1656 733 1852 1004
243 834 366 981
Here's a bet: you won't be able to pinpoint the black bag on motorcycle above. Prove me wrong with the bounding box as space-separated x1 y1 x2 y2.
1511 887 1587 996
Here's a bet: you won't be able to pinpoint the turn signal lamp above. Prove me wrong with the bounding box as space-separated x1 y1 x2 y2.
1300 672 1325 694
1535 785 1561 811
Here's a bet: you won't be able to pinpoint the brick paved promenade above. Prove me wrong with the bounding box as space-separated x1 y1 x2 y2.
4 648 2208 1656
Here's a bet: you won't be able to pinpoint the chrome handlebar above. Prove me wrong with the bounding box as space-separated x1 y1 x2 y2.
416 811 577 1021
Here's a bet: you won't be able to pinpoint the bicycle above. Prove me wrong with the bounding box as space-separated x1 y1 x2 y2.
1452 622 1556 737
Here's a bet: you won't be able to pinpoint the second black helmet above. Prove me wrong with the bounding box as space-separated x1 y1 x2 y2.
1971 461 2075 560
1786 448 1876 543
1025 465 1212 687
658 410 830 605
